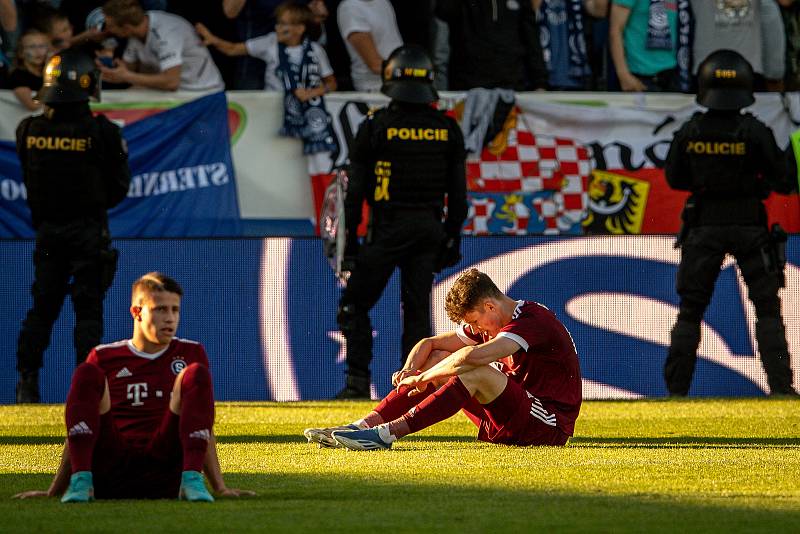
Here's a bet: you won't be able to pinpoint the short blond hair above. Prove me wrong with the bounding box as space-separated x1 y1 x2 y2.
131 272 183 305
444 268 504 324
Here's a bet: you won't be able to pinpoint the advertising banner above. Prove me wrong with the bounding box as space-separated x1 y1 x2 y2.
0 92 241 237
2 236 798 403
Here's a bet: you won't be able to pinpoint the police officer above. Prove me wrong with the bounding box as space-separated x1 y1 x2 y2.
336 45 467 399
664 49 796 397
15 47 131 403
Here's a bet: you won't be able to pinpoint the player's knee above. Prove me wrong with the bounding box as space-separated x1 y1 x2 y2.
68 362 106 397
181 363 211 390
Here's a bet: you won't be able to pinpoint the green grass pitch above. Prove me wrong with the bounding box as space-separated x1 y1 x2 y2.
2 399 799 533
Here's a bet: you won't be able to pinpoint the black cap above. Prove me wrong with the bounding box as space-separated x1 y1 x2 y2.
696 49 754 111
380 45 438 104
37 47 101 104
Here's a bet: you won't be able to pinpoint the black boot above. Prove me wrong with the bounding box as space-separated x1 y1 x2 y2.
336 374 371 400
16 371 40 404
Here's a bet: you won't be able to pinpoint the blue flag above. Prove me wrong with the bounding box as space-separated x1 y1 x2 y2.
0 92 241 238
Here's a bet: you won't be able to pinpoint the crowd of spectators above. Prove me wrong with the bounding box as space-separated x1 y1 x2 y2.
0 0 799 102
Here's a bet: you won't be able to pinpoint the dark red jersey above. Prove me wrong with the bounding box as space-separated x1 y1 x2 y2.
86 338 210 440
457 301 582 435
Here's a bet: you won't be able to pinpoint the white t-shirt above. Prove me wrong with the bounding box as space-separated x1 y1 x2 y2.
122 11 225 91
245 32 334 91
337 0 403 92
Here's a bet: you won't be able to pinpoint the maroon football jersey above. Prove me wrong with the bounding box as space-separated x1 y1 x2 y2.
86 338 210 439
457 300 582 435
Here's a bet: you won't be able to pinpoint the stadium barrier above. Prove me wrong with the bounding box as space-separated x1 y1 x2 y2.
2 235 799 403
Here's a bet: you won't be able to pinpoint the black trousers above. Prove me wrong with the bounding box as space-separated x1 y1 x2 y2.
338 209 445 378
17 220 116 374
665 225 794 395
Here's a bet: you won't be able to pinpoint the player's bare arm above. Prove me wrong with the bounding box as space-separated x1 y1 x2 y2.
399 336 520 391
392 332 466 386
202 432 255 498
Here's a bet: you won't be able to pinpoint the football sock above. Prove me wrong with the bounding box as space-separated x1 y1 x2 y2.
178 363 215 472
392 377 472 438
369 383 435 425
65 363 105 473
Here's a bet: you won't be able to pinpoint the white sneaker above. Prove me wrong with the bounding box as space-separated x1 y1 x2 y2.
303 424 360 448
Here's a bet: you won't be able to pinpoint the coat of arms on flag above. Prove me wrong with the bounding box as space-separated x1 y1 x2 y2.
462 107 591 235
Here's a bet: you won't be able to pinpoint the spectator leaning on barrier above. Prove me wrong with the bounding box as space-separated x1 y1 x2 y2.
436 0 548 90
99 0 224 91
664 50 797 397
609 0 679 92
8 29 47 111
197 1 337 154
336 0 403 92
534 0 609 90
335 45 467 399
15 48 130 404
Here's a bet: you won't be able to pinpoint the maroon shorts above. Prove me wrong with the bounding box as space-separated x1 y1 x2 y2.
462 378 569 446
91 410 183 499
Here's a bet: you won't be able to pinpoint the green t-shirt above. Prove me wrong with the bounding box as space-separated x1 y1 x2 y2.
613 0 678 76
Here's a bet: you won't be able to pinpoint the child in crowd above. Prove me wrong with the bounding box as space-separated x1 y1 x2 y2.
196 0 338 154
8 29 48 110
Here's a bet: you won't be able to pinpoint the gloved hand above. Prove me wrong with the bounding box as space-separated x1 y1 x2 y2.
435 234 461 272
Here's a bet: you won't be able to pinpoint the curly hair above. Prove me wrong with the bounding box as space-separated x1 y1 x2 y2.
444 268 503 323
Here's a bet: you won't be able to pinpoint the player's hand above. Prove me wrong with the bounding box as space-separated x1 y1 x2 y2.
398 373 428 396
215 487 256 497
392 368 420 387
11 490 49 499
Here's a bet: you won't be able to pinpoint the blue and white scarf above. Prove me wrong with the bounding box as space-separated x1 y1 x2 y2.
646 0 693 92
538 0 590 80
276 38 338 155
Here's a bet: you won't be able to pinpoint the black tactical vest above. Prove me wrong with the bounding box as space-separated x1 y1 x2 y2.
367 105 455 209
19 110 109 226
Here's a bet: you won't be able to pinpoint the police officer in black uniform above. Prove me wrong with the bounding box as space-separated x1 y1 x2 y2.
336 45 467 399
15 47 131 403
664 50 796 397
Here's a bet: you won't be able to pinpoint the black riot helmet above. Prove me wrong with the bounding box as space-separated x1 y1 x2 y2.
380 45 438 104
37 47 101 105
696 49 754 111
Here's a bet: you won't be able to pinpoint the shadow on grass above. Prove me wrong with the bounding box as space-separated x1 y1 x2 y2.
1 472 798 533
569 436 800 448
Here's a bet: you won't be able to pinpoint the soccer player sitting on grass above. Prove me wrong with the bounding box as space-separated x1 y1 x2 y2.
13 273 254 502
305 268 582 450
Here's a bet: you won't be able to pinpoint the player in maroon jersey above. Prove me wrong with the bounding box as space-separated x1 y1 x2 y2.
304 268 582 450
13 273 254 502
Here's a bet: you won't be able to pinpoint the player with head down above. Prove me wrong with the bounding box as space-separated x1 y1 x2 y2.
13 273 254 502
305 268 582 450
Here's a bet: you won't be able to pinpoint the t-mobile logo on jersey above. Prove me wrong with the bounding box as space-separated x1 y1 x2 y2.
127 382 149 406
